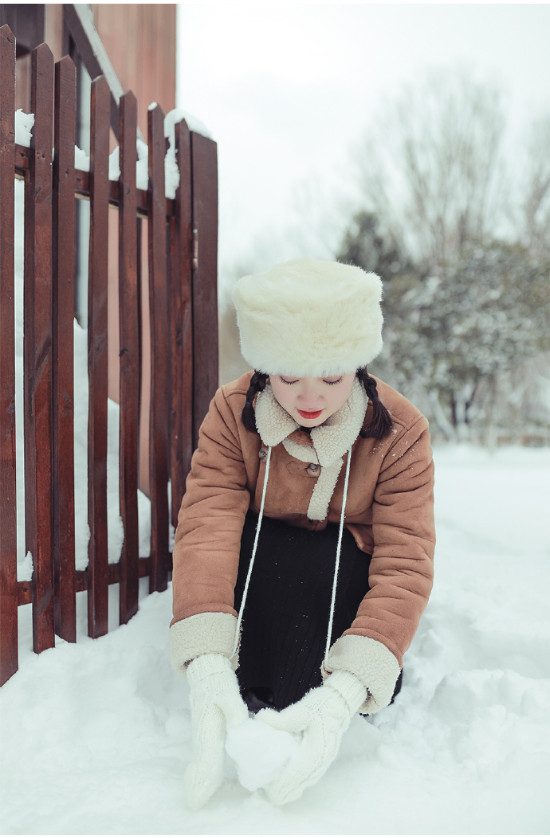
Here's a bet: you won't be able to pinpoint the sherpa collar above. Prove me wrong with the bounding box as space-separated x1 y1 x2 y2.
254 375 368 465
254 377 368 521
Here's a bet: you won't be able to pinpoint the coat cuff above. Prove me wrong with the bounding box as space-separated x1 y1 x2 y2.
169 612 239 674
322 634 401 715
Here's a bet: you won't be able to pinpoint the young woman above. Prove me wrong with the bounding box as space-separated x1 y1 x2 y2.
169 259 435 808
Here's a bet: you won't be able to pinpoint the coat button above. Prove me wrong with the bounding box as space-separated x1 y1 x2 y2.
306 463 320 475
258 448 267 461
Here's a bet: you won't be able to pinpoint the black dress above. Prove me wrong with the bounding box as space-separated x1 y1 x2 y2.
234 510 381 711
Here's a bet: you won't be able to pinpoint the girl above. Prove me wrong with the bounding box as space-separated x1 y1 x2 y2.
169 259 435 808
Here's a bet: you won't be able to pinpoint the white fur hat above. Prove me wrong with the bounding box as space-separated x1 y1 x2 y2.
232 258 383 376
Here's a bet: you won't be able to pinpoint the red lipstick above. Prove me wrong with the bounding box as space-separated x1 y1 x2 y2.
298 409 323 419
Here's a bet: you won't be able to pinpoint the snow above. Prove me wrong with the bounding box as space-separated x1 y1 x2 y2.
106 139 149 192
164 106 213 142
7 107 549 835
13 180 148 581
74 144 90 172
226 719 300 792
13 107 210 198
1 444 549 834
101 106 213 198
14 108 34 147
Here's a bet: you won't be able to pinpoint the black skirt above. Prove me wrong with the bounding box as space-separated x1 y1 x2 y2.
234 510 374 710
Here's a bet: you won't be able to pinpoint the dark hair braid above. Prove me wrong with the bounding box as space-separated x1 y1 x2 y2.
241 367 392 440
242 371 268 432
357 367 393 439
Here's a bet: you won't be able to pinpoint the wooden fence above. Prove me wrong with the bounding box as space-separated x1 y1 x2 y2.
0 26 219 686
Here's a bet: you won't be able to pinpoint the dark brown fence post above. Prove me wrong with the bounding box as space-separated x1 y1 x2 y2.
190 133 218 445
0 38 219 686
0 24 18 686
169 118 193 528
24 43 55 656
87 75 110 637
52 55 77 643
148 104 170 593
118 91 140 624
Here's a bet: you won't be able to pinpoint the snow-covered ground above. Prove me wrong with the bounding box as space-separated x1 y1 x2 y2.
1 444 549 835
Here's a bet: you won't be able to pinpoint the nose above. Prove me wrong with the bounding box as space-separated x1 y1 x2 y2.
298 379 322 408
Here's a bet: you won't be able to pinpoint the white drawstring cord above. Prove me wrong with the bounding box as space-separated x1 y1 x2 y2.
324 446 352 661
232 445 272 658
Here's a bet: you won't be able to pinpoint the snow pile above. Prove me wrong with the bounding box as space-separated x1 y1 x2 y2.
226 718 299 791
164 106 213 143
74 144 90 172
1 445 549 834
85 106 213 197
14 107 210 198
14 108 34 146
163 107 213 199
13 180 147 580
105 139 149 191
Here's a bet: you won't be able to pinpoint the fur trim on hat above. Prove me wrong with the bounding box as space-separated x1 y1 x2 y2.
233 259 383 376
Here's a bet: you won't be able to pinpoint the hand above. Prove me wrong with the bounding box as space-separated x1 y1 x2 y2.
257 670 366 805
184 653 249 810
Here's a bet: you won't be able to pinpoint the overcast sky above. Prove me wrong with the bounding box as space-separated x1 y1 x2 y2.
177 2 550 282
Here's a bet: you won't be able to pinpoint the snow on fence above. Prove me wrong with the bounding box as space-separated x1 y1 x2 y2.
0 26 218 686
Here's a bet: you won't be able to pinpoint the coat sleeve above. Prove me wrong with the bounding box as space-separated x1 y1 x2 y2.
324 415 435 711
170 385 251 629
350 414 435 661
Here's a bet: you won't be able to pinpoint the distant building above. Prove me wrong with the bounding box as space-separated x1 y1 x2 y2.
2 4 176 131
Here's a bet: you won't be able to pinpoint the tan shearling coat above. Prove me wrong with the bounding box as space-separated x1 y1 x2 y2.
170 371 435 711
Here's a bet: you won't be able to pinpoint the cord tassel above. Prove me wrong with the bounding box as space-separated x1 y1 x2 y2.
324 446 352 661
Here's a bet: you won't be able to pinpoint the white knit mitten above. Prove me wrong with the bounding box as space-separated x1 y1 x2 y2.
257 670 366 805
185 654 249 810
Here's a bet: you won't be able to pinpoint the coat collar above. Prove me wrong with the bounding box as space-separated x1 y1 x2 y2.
254 376 368 467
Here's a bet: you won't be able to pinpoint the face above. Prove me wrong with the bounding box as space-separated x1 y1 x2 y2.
269 373 356 428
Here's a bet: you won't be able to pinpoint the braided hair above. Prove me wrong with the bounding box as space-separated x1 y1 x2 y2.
241 368 392 439
242 371 268 432
356 367 393 439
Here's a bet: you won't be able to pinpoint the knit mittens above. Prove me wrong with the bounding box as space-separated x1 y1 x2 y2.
184 653 249 810
257 669 367 805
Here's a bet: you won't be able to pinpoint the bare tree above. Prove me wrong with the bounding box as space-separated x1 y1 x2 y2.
521 115 550 259
354 67 509 272
340 68 550 441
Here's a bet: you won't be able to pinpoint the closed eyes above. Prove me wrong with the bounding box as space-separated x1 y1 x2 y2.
279 377 343 386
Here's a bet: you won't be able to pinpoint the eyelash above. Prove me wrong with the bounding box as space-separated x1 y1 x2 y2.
280 377 343 386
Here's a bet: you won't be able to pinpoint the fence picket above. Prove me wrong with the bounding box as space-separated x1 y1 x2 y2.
148 105 170 593
168 119 194 527
118 91 140 624
24 43 55 655
190 133 219 444
0 37 218 686
0 24 18 686
167 206 179 530
52 55 77 643
87 75 110 637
